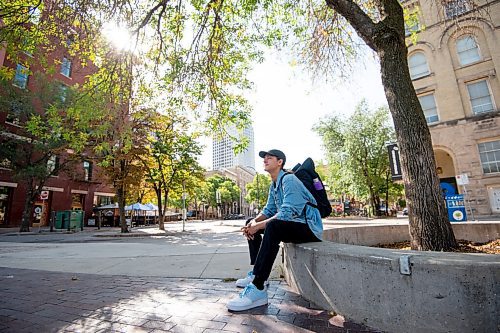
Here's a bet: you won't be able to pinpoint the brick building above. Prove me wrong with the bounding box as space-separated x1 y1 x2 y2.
405 0 500 216
0 24 115 228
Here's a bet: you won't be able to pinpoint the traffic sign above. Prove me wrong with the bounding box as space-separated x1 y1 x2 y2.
40 190 49 200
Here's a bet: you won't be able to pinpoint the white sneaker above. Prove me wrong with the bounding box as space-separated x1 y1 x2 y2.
227 283 268 312
235 270 254 288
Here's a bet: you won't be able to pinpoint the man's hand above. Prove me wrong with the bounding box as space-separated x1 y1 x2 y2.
241 219 266 240
241 219 260 240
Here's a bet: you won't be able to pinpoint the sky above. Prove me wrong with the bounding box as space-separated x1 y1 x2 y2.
199 51 389 172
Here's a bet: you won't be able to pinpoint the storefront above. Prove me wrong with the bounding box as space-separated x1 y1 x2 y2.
0 182 16 226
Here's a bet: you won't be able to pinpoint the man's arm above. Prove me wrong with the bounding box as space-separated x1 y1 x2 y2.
253 212 268 222
243 213 277 240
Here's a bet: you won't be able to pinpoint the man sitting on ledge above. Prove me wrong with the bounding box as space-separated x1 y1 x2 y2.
227 149 323 312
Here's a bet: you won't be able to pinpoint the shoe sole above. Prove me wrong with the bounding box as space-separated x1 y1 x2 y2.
236 281 270 289
227 298 268 312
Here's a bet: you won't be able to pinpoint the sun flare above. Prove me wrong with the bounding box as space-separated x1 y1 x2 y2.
102 22 134 51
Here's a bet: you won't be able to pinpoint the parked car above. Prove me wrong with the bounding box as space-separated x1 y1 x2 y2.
186 210 198 218
402 207 408 216
223 213 246 220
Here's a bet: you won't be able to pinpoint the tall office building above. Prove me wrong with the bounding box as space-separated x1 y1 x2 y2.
212 125 255 170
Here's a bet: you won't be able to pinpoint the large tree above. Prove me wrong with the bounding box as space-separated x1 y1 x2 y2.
319 0 458 249
314 100 404 216
204 175 240 218
142 111 204 230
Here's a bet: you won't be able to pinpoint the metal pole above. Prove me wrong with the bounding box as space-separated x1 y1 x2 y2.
182 180 186 232
463 185 475 220
256 172 259 213
245 166 259 216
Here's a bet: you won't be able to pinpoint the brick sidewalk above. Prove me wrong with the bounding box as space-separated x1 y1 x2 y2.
0 267 381 333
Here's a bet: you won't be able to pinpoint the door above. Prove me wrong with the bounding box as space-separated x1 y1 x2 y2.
487 186 500 213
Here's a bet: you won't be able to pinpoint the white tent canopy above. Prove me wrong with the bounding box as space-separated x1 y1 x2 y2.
125 203 151 211
144 203 159 211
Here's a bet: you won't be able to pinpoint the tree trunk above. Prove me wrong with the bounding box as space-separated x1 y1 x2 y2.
20 184 35 232
155 187 165 230
117 185 128 233
374 27 457 250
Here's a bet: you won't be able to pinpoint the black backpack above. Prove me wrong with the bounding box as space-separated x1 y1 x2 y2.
280 158 332 218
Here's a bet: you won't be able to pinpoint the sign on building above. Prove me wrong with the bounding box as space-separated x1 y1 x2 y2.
387 143 402 181
40 190 49 200
455 173 469 185
445 195 467 222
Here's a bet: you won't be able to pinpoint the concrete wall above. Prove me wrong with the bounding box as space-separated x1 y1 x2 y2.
283 224 500 333
325 222 500 245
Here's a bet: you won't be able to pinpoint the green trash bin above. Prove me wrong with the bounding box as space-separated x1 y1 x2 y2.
69 211 84 231
55 211 83 231
55 211 71 229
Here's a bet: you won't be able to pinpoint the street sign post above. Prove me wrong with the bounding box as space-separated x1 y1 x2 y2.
455 173 474 220
387 143 402 181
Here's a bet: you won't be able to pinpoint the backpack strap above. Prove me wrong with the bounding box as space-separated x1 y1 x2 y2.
278 172 318 209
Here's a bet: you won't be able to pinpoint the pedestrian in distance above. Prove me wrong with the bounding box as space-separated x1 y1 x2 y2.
226 149 323 312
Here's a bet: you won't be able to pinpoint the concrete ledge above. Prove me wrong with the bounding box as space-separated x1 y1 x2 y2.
324 222 500 245
283 223 500 333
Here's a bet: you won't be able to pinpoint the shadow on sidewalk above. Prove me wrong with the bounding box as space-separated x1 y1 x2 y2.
0 267 382 333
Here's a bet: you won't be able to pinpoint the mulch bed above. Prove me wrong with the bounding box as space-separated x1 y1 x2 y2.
376 239 500 254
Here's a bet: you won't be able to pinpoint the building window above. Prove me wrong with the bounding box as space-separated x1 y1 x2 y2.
456 35 481 66
467 80 494 114
478 140 500 174
444 0 470 19
418 94 439 123
83 161 92 181
13 64 29 89
6 100 23 125
408 52 430 79
60 57 72 77
71 193 84 210
59 84 68 103
94 195 112 207
47 155 59 175
0 186 13 225
404 9 421 37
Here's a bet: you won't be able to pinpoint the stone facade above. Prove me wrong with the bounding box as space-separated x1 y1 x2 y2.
406 0 500 216
205 166 256 217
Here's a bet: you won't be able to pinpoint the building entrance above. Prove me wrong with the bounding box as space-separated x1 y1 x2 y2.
435 149 458 196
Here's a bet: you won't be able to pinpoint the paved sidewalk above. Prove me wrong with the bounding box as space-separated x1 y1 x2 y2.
0 267 380 333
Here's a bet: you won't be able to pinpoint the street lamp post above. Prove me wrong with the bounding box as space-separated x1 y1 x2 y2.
182 180 186 232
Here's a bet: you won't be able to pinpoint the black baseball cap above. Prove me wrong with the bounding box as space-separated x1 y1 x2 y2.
259 149 286 165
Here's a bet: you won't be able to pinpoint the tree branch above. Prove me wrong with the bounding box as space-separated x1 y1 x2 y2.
324 0 377 50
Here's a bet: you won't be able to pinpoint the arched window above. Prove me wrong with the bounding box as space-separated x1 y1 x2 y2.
408 52 430 80
456 35 481 66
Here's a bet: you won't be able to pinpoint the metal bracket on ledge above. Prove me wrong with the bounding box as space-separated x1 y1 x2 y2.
399 255 412 275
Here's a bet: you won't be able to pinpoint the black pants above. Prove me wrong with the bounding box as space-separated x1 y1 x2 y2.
245 218 320 282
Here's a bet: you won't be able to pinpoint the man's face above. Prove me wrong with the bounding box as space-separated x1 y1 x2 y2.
263 154 282 172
